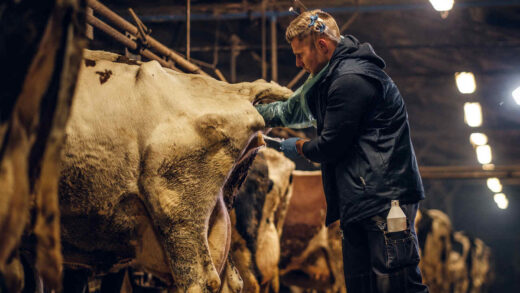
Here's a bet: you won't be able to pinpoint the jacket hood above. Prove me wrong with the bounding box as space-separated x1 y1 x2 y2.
331 35 386 69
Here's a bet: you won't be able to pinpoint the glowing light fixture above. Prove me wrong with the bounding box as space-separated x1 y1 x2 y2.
469 133 488 146
464 102 482 127
513 86 520 105
455 72 476 94
487 178 502 193
494 193 509 209
476 144 492 164
429 0 455 12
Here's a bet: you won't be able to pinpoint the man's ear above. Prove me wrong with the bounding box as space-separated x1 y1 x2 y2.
317 38 328 53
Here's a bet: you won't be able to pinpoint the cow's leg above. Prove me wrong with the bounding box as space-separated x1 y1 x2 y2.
100 269 126 293
207 196 231 275
140 176 221 293
62 268 89 293
219 256 243 293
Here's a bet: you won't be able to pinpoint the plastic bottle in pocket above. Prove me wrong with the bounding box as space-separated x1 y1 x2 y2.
386 200 407 232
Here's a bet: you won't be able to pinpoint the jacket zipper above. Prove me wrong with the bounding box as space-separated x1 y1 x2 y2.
360 176 366 189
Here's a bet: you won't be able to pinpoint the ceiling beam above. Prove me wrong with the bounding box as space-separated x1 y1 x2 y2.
115 0 520 23
420 165 520 180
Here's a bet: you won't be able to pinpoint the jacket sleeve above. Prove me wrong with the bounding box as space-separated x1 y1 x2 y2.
302 74 380 163
254 86 316 129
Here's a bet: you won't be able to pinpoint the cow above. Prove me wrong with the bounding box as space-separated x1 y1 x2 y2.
58 49 292 293
278 171 345 293
448 231 493 293
230 147 295 293
467 237 492 293
415 208 453 293
0 0 87 291
415 209 493 293
449 231 471 293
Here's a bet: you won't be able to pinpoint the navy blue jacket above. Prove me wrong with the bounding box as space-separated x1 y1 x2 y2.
302 36 425 225
257 35 425 226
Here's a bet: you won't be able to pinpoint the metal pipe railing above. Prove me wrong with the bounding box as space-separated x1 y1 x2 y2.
87 0 208 76
86 14 178 71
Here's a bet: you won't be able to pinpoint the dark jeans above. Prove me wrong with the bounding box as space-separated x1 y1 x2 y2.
341 203 429 293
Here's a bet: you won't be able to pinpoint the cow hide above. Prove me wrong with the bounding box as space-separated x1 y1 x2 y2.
58 49 292 293
231 147 295 293
0 0 87 291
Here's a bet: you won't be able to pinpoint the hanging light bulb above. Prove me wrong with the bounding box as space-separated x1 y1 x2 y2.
455 72 476 94
494 193 509 209
469 133 488 146
476 144 492 164
464 102 482 127
487 177 502 193
513 86 520 105
429 0 455 12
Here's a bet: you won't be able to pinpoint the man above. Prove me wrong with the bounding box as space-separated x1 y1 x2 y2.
255 10 429 293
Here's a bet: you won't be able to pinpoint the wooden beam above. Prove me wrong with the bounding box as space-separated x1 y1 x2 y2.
291 165 520 180
271 15 278 82
111 0 520 22
420 165 520 179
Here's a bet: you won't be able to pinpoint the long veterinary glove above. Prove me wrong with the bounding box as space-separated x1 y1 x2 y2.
280 137 301 160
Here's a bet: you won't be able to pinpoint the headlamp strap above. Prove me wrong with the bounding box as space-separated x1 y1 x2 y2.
308 14 326 33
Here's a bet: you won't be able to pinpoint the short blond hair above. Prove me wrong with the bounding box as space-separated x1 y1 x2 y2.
285 9 341 44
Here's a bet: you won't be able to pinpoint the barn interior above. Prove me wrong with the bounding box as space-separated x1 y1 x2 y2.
1 0 520 292
92 1 520 290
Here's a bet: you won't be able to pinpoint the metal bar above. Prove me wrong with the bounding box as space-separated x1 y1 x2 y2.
86 7 94 40
87 0 207 75
214 68 227 82
175 40 520 53
137 0 520 22
186 0 191 61
287 68 307 89
86 14 137 50
86 14 178 71
261 0 267 80
128 8 148 44
230 35 240 83
339 10 359 32
189 57 214 69
270 15 278 82
189 58 228 82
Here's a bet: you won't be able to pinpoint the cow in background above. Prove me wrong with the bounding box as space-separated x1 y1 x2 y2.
278 171 345 293
415 208 453 293
449 231 472 293
0 0 87 291
58 49 292 293
448 231 494 293
415 208 493 293
230 147 295 293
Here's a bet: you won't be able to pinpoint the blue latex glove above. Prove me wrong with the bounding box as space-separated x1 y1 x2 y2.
280 137 301 160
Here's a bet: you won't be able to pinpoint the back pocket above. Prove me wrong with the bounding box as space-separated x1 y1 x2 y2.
384 229 420 269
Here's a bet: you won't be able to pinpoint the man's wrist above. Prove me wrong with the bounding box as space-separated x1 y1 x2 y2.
295 139 309 158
